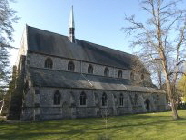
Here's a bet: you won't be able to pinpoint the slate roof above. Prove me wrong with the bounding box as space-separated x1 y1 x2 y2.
30 68 162 93
26 26 158 92
27 26 134 69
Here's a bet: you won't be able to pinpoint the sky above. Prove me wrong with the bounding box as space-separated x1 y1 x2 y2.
9 0 143 66
9 0 186 67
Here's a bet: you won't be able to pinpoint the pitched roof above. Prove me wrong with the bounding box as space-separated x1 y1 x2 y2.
27 26 134 69
30 67 129 89
30 68 161 92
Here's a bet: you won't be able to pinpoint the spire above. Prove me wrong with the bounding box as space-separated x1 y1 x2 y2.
69 6 75 28
69 6 75 43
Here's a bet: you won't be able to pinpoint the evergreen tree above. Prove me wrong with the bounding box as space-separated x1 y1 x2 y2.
0 0 19 115
0 0 19 94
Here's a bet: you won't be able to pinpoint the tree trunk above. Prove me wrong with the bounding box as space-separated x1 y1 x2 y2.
170 99 179 120
0 99 4 115
166 81 179 120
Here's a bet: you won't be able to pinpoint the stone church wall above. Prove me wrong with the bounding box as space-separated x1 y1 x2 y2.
14 25 168 121
21 87 167 121
28 53 137 80
18 52 168 121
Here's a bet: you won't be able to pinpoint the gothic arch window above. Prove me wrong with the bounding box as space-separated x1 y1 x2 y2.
68 61 75 71
102 92 107 106
80 92 87 105
45 58 53 69
141 74 144 80
54 90 61 105
134 94 138 105
118 70 122 78
104 67 109 77
119 93 124 106
88 64 93 74
130 72 134 80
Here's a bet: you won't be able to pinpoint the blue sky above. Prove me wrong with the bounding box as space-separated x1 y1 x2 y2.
10 0 144 65
10 0 186 66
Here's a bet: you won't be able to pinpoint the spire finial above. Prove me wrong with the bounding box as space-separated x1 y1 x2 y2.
69 6 75 28
69 6 75 43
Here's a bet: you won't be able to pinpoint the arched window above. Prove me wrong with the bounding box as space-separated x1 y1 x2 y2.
102 93 107 106
45 58 53 69
54 90 61 105
68 61 75 71
130 72 134 80
104 67 109 77
134 94 138 105
88 64 93 74
119 93 124 106
80 92 87 105
141 74 144 80
118 70 122 78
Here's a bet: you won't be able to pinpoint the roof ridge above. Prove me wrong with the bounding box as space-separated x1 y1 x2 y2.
26 25 135 70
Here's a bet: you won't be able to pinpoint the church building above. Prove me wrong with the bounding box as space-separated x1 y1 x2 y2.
9 7 167 121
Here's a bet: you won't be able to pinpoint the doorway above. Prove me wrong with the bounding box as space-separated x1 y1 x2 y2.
144 99 150 111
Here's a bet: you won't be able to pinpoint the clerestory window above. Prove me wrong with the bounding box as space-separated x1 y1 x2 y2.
68 61 75 71
130 72 134 80
104 67 109 77
118 70 122 78
141 74 144 80
88 64 93 74
45 58 53 69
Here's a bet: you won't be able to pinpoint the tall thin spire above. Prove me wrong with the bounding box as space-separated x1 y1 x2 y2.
69 6 75 43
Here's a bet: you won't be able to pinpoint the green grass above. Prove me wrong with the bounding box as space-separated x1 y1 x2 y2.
0 111 186 140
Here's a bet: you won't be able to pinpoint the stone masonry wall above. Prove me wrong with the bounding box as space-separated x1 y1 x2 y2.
28 53 148 81
21 87 167 121
19 52 167 121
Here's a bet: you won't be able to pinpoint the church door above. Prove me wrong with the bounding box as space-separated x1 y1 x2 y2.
144 99 150 111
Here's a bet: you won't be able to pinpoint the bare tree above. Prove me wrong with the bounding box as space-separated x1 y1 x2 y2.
123 0 186 120
99 107 110 140
101 108 109 129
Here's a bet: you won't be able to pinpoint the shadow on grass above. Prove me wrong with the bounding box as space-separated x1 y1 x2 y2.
1 111 186 139
92 117 173 131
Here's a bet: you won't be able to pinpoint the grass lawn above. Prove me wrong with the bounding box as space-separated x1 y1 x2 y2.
0 110 186 140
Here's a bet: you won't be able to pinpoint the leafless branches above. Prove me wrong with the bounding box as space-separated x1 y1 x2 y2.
123 0 186 120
